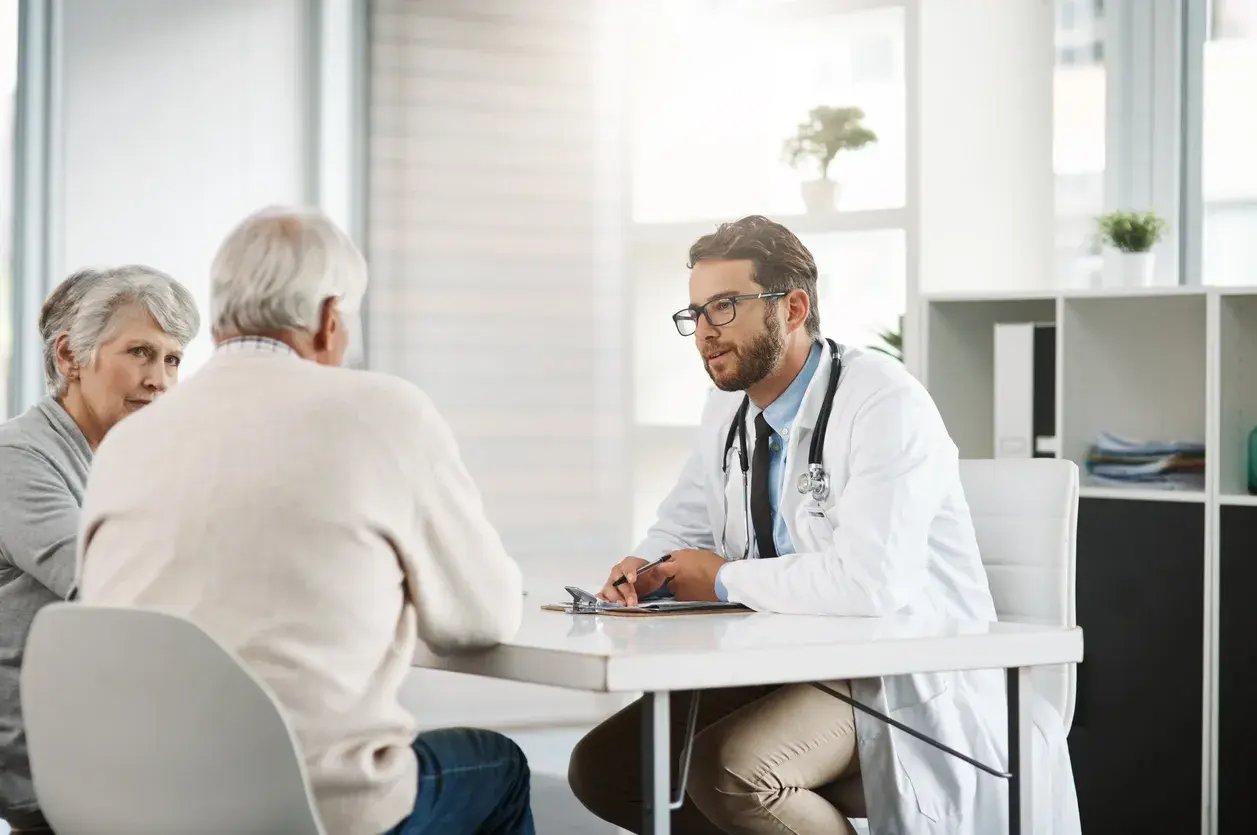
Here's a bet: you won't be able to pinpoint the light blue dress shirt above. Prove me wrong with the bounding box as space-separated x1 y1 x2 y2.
715 339 824 600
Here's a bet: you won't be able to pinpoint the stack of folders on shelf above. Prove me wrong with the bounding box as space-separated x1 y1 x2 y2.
1085 432 1206 491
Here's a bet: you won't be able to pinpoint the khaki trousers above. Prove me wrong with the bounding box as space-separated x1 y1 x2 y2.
568 681 864 834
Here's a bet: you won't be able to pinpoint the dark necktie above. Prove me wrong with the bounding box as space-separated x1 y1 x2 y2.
751 412 779 560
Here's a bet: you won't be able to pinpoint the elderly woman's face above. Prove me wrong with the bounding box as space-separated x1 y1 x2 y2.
68 304 184 431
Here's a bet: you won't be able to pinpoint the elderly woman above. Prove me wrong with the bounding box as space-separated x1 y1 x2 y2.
0 266 199 834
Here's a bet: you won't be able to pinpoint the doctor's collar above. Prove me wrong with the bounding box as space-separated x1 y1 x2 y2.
751 338 825 435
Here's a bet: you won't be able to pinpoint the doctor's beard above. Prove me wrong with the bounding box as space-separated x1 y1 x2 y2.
704 308 786 392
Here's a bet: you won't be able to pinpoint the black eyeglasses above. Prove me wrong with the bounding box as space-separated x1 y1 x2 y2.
672 293 787 336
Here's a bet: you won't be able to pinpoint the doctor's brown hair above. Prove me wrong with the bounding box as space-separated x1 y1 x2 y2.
687 215 821 337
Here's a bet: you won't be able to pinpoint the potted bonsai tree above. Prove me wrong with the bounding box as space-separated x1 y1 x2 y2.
1096 210 1168 287
782 105 878 214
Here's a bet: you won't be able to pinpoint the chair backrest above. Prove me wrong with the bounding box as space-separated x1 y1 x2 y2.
21 604 325 835
959 458 1079 731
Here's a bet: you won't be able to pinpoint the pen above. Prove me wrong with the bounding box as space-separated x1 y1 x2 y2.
612 553 673 587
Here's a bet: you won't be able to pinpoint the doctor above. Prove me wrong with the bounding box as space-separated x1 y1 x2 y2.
567 215 1080 835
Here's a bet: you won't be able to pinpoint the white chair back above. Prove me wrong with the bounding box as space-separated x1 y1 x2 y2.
959 458 1079 731
20 604 325 835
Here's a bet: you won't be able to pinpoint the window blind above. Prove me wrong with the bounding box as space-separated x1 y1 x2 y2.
367 0 630 580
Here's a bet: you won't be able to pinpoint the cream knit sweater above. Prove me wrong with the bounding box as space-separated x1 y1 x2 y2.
77 346 523 835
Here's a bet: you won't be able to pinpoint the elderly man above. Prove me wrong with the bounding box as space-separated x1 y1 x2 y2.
1 265 198 834
77 207 533 835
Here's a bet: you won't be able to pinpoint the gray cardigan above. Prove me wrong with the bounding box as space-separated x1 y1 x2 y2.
0 397 91 823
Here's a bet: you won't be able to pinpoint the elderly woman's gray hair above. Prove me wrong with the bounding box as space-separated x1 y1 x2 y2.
39 266 201 395
209 205 367 340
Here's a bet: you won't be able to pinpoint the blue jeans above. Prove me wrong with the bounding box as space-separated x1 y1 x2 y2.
383 728 534 835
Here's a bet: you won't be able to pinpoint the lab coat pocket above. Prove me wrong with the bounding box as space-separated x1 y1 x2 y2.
799 502 839 551
888 691 976 824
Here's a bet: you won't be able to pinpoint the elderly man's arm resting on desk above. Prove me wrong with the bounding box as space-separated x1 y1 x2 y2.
719 384 951 616
400 394 523 655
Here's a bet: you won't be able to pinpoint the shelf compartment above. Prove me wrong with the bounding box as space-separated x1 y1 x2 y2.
1218 293 1257 498
1060 295 1208 482
924 299 1058 459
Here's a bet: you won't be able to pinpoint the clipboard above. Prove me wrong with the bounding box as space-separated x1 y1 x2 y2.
542 603 750 617
545 586 751 617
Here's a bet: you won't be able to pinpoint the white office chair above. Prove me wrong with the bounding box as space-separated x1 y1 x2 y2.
959 457 1079 731
20 604 326 835
844 460 1079 835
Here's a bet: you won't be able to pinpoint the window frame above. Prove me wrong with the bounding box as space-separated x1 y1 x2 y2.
7 0 58 417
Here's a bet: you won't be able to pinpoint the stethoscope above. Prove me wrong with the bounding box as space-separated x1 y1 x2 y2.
720 338 844 560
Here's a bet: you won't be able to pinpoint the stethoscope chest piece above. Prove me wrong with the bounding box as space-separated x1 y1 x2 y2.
797 463 830 502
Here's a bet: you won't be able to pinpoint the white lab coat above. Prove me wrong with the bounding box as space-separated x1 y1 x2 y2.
635 344 1081 835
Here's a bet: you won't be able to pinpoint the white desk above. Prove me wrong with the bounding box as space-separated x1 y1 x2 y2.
413 608 1084 835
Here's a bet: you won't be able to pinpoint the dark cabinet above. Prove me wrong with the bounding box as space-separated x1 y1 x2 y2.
1219 505 1257 835
1068 498 1204 834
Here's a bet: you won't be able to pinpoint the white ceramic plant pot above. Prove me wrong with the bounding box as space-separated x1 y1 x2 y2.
800 179 838 214
1114 251 1156 287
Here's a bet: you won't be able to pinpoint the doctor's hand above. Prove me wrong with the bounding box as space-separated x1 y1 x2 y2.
598 557 657 607
655 549 724 602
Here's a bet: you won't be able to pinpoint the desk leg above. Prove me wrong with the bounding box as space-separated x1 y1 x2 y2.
1007 667 1034 835
642 690 671 835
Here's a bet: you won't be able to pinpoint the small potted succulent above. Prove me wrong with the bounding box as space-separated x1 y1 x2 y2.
1096 210 1169 287
782 105 878 214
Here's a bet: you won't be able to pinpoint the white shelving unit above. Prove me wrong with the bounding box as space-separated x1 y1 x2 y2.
919 286 1242 501
918 284 1257 835
1077 484 1208 503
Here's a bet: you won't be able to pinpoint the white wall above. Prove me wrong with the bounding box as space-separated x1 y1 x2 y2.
53 0 624 733
918 0 1056 295
57 0 311 373
364 0 634 727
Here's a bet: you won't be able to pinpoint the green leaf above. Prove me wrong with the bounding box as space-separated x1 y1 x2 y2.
1095 210 1168 253
866 315 904 362
782 105 879 180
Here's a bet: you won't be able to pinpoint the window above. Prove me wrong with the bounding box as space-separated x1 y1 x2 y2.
1056 0 1105 65
1053 0 1106 288
0 0 16 418
1202 0 1257 285
629 0 906 223
851 34 896 84
807 229 905 355
1212 0 1257 38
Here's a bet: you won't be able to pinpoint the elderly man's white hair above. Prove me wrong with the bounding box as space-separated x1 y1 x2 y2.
210 205 367 340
